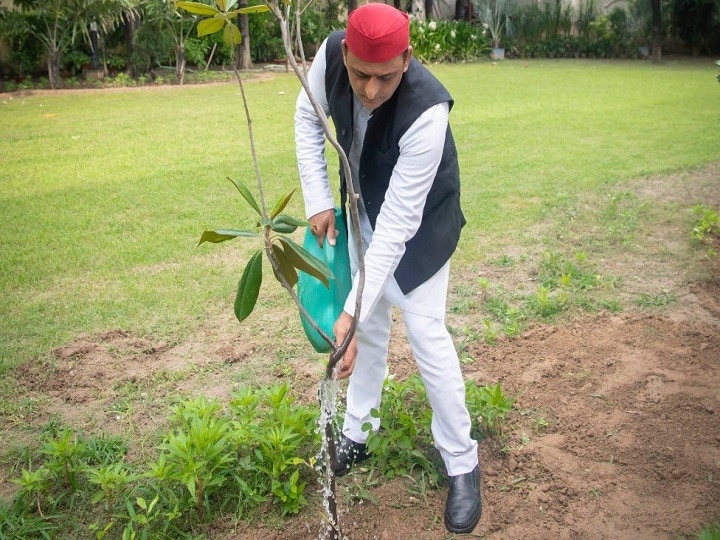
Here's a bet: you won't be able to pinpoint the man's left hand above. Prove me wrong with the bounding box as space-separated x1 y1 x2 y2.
333 311 357 379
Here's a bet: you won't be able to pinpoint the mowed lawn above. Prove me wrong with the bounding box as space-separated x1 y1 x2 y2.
1 58 719 370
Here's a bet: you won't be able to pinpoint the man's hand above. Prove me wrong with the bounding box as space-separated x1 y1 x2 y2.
333 311 357 379
309 208 337 248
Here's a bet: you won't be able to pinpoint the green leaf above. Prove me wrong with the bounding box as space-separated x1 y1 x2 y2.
227 177 261 216
268 214 308 234
269 221 297 234
271 243 298 287
175 1 221 16
269 189 296 218
198 16 226 37
234 250 263 323
230 5 271 15
278 237 333 288
223 22 242 47
216 0 227 10
197 229 259 246
275 214 310 228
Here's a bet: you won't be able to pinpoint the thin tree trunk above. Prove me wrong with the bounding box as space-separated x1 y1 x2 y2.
123 11 140 70
236 0 252 69
48 45 61 89
238 18 252 69
650 0 661 63
176 46 186 84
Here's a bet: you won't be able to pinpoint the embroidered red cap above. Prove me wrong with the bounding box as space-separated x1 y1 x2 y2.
345 3 410 63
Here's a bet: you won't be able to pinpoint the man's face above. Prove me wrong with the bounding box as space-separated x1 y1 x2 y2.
342 41 412 111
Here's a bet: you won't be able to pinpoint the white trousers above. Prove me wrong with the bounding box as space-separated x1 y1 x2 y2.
341 294 479 477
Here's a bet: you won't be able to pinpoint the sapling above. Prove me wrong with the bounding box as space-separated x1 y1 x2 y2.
175 1 365 537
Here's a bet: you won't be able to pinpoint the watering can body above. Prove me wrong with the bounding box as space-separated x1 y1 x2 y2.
297 208 352 353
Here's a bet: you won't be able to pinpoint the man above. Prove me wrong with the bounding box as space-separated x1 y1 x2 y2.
294 2 481 534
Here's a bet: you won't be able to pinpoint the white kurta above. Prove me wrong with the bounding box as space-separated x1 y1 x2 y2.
294 38 478 476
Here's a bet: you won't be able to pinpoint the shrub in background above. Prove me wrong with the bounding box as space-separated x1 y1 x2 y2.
411 19 491 63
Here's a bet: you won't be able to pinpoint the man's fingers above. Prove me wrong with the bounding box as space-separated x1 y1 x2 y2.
309 209 337 248
326 226 337 247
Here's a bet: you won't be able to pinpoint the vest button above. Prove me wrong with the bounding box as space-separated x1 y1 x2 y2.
341 129 347 136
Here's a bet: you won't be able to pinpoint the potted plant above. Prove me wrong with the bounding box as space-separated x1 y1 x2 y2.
473 0 515 59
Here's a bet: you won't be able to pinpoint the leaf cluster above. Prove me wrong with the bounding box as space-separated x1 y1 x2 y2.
465 381 515 436
197 178 332 324
176 0 270 47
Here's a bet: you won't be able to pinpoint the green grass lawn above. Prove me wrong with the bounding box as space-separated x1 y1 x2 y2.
1 58 719 370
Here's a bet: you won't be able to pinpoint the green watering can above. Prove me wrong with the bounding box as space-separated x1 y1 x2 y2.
297 208 352 353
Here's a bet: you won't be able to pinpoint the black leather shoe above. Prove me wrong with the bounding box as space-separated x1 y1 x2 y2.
333 434 370 477
444 465 482 534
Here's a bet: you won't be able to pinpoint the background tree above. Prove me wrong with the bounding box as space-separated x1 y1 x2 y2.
141 0 196 83
12 0 135 88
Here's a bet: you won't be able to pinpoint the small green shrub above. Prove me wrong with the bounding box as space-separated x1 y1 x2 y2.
363 374 437 482
691 204 719 256
465 381 515 436
363 375 513 480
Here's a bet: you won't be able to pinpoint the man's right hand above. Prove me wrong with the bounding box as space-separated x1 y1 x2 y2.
308 208 337 248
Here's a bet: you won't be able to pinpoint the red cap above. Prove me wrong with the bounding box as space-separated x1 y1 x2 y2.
345 3 410 63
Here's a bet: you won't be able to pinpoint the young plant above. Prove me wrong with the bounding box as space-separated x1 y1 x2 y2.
362 375 438 484
175 1 365 536
247 384 318 515
155 396 236 521
40 428 87 491
86 462 136 510
465 381 515 436
120 495 181 540
12 466 52 515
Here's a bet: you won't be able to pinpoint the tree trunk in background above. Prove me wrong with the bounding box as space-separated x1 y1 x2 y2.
650 0 662 63
123 10 139 69
47 44 60 89
238 17 252 69
348 0 357 13
176 45 185 84
237 0 252 70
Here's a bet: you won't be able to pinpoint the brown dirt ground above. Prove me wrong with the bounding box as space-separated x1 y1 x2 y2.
2 158 719 539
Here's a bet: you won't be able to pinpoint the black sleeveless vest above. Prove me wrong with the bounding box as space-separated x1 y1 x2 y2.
324 31 465 294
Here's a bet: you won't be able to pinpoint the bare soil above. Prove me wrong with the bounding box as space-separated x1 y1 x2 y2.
2 163 719 539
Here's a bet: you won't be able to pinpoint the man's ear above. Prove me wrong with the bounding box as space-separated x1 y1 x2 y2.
341 39 348 66
403 46 414 72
